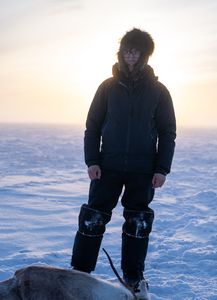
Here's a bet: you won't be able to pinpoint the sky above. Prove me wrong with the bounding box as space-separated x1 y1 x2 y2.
0 0 217 128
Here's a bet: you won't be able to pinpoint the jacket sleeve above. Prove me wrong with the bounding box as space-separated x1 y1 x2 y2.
84 81 107 167
155 85 176 175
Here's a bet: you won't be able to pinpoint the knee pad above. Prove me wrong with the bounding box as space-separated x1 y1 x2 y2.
78 204 111 237
123 208 154 238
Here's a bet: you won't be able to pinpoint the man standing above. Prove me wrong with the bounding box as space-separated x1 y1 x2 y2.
71 28 176 298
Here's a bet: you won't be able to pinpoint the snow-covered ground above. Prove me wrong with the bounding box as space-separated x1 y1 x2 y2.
0 124 216 299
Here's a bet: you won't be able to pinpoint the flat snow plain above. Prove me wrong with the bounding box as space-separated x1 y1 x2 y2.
0 124 216 300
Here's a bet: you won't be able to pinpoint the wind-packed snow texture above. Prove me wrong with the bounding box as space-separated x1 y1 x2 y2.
0 124 216 300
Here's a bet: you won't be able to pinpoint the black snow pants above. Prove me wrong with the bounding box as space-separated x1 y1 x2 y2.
71 170 154 279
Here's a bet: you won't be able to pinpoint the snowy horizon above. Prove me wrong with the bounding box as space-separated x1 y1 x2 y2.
1 121 217 130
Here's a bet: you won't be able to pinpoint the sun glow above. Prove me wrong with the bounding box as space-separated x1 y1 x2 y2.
73 35 118 103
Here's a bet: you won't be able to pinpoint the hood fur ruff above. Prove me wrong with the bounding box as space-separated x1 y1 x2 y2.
119 28 154 56
117 28 155 80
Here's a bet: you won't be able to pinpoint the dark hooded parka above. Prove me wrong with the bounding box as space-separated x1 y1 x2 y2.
84 29 176 176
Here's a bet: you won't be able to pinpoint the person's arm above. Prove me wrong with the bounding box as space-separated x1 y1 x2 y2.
155 85 176 176
84 81 107 172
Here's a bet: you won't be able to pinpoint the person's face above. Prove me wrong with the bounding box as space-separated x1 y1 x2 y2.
123 48 141 71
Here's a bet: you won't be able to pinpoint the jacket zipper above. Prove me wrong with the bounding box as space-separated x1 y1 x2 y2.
125 85 133 171
118 81 133 171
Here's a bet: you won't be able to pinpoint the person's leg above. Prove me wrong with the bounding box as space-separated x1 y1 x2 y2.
71 170 123 272
121 173 155 282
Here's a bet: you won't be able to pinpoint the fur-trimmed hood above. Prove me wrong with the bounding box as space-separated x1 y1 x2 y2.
119 28 154 56
117 28 155 81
